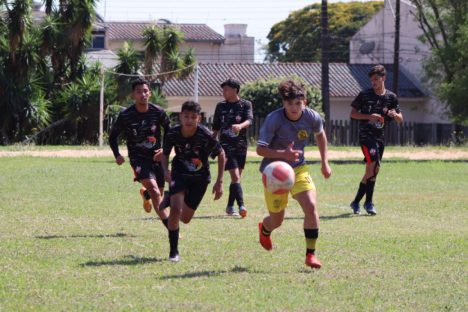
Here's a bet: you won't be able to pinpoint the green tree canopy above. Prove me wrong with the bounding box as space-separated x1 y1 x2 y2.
411 0 468 125
240 76 322 119
265 1 383 63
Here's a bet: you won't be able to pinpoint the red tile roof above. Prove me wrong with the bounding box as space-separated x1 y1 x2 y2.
163 63 425 98
105 22 225 43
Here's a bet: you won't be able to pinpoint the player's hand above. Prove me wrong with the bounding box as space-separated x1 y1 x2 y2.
321 162 332 179
231 124 242 134
212 180 223 200
369 114 384 123
284 142 303 163
387 109 397 118
115 155 125 165
164 170 172 183
153 149 163 162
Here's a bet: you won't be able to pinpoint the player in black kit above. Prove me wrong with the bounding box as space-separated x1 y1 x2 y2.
109 78 170 228
212 79 253 217
161 101 226 262
349 65 403 215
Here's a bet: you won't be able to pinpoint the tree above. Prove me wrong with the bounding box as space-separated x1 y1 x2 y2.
142 25 195 87
240 76 322 119
411 0 468 125
265 1 383 63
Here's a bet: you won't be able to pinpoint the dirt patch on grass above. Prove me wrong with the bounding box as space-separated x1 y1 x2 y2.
1 149 467 160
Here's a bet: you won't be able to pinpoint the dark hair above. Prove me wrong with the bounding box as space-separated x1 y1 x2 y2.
278 80 306 100
181 101 201 114
368 64 386 77
220 78 241 93
131 78 150 91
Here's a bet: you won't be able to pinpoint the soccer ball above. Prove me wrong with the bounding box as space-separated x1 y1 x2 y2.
262 161 295 194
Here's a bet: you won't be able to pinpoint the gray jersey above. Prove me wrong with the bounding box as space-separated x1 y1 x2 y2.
257 107 323 171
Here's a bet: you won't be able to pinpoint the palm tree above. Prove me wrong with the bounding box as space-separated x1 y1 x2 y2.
113 42 140 105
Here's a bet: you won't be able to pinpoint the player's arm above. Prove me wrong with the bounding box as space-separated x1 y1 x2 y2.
350 107 383 123
211 104 221 139
387 109 403 123
315 130 332 179
108 114 125 165
232 101 253 133
160 153 171 183
256 143 302 163
212 149 225 200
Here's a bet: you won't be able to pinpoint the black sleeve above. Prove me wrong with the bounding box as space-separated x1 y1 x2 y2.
351 92 363 111
212 104 221 131
108 113 124 158
163 128 175 156
206 134 223 159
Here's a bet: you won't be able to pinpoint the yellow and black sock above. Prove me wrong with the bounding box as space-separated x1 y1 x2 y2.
262 224 271 237
304 228 319 254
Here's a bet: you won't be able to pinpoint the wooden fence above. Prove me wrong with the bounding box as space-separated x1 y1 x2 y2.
204 116 467 146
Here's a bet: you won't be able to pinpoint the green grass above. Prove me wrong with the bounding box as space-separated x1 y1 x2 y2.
0 156 467 311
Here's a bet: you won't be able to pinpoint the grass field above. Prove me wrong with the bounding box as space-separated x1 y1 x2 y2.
0 156 467 311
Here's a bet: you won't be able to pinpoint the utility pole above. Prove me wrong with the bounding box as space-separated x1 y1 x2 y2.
321 0 331 136
392 0 400 95
99 66 104 147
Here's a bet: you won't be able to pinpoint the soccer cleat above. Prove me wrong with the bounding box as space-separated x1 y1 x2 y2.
239 205 247 218
350 201 360 214
305 253 322 269
140 188 152 213
364 202 377 215
226 206 239 216
169 251 180 262
159 191 170 211
258 222 272 251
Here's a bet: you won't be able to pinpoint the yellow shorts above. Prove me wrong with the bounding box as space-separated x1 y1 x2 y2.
263 165 316 213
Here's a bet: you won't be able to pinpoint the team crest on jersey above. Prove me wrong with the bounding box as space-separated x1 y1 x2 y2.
235 115 241 123
297 129 309 140
185 158 203 172
151 125 156 133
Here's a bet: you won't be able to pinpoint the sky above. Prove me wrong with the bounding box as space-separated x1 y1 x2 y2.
96 0 367 61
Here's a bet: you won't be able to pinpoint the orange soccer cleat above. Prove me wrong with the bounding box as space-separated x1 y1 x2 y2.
140 188 152 213
305 253 322 269
258 222 272 251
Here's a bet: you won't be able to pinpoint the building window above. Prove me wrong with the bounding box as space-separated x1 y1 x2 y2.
91 35 105 49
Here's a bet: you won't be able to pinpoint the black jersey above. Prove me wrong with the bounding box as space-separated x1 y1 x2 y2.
109 104 170 160
163 125 223 181
351 89 400 143
212 98 253 154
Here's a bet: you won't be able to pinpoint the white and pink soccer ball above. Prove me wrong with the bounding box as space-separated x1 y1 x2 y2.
262 161 295 194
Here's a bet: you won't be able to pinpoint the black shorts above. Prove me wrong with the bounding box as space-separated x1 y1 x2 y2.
360 140 385 164
225 153 246 171
169 173 209 210
130 158 165 188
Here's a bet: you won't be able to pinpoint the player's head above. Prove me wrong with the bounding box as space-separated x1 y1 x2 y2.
131 78 151 105
368 64 386 91
221 78 241 102
278 80 306 121
180 101 202 129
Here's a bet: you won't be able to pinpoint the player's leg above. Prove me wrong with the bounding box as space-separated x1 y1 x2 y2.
292 166 321 269
167 191 184 262
258 188 288 251
179 180 207 224
350 142 373 214
363 142 383 215
234 153 247 217
225 155 239 216
140 178 169 223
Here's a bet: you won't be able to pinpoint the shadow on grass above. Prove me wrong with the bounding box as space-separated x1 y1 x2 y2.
81 255 163 267
35 232 134 239
283 213 353 221
160 265 257 280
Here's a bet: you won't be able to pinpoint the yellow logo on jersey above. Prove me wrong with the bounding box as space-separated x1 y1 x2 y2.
297 130 309 140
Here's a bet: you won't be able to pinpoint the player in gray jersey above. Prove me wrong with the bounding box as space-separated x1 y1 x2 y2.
256 80 331 269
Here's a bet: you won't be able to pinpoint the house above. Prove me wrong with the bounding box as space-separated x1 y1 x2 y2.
162 62 427 124
93 21 255 64
349 0 448 123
